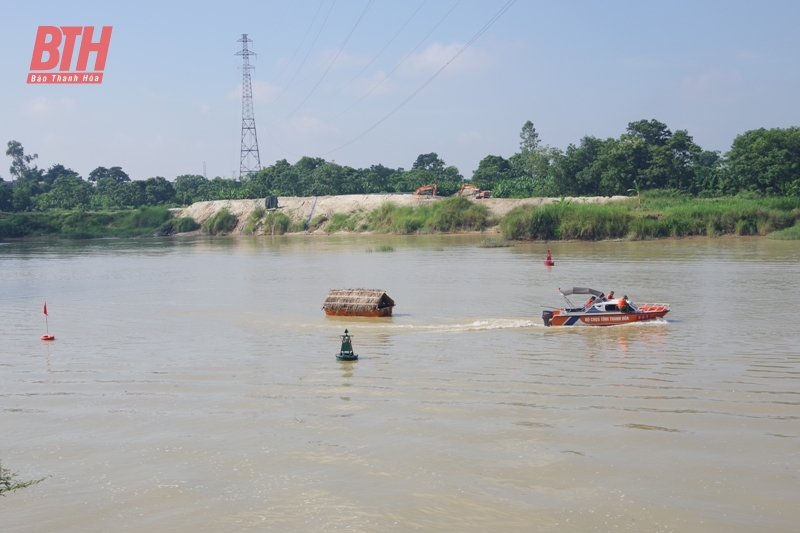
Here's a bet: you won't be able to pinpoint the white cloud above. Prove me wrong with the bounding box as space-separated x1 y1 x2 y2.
24 97 77 119
401 42 489 76
227 80 282 104
679 69 744 105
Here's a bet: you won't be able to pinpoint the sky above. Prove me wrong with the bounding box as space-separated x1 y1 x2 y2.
1 0 799 181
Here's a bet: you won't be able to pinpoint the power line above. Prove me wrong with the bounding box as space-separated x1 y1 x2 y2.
269 0 338 106
281 0 375 121
271 0 326 84
318 0 517 157
315 0 428 107
326 0 461 123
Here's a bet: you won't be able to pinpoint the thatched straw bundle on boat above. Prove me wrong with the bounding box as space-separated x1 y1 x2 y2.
322 289 395 317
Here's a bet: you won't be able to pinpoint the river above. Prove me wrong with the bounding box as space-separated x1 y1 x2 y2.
1 235 798 532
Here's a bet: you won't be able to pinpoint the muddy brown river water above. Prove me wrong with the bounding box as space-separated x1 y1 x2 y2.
1 235 799 532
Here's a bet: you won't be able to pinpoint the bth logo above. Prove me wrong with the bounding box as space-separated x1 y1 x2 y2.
28 26 112 84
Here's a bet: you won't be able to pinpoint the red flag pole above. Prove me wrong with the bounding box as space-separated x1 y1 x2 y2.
41 302 54 340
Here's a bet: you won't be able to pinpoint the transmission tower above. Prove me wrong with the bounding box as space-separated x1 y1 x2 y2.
236 34 261 177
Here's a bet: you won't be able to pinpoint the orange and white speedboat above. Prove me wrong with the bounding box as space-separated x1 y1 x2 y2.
542 287 669 327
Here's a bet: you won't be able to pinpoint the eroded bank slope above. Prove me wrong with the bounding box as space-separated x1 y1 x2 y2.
176 194 627 235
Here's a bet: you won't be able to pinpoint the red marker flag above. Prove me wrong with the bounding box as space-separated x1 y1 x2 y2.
43 302 48 316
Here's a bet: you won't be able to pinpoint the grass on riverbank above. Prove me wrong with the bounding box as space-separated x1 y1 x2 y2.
500 193 800 241
363 197 492 234
202 208 237 235
767 223 800 240
0 207 181 239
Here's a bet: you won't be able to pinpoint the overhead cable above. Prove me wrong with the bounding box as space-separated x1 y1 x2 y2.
281 0 376 121
327 0 461 123
271 0 326 84
315 0 428 106
269 0 338 106
318 0 517 156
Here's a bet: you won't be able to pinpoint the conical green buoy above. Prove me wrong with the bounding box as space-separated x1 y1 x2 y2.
336 329 358 361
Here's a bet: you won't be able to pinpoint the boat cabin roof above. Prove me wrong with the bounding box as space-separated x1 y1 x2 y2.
559 287 604 297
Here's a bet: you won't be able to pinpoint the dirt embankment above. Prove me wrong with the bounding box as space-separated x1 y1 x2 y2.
176 194 628 235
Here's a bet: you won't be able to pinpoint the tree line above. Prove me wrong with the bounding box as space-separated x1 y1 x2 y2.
2 120 798 212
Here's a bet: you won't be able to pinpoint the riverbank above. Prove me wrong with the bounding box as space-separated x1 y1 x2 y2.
501 194 800 240
176 194 627 235
0 207 177 239
183 193 800 240
2 193 798 241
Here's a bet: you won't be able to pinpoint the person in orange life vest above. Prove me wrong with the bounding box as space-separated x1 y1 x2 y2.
619 295 630 313
607 291 615 302
585 295 597 309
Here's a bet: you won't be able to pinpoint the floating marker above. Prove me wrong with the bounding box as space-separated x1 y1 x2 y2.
336 329 358 361
41 301 55 341
544 249 555 267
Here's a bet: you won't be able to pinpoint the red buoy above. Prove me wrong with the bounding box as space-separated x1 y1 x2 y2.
544 249 555 266
41 302 55 341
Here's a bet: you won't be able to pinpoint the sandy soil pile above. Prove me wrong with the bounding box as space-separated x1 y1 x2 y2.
176 194 628 234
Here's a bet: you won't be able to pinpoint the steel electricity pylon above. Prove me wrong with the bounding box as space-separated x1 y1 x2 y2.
236 34 261 177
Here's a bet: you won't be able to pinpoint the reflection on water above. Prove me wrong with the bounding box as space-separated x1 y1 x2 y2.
1 235 799 532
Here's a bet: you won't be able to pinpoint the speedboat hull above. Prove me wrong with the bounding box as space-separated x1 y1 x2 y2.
544 308 668 327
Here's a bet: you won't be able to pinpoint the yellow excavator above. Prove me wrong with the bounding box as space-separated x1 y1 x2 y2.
457 183 491 198
413 184 438 196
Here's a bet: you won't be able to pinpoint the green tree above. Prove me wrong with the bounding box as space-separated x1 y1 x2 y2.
6 140 38 179
404 153 463 195
726 127 800 195
174 174 209 204
89 166 130 183
519 120 540 154
43 164 80 188
358 164 402 193
471 155 515 190
0 180 12 211
144 177 176 205
11 186 32 212
37 175 92 210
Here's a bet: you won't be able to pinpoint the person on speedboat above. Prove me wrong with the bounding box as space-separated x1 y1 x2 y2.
584 295 597 310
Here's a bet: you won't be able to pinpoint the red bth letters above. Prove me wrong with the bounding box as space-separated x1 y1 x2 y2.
28 26 112 84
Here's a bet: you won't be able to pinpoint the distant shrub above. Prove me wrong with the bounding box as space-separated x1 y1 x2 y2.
325 212 360 233
364 197 491 234
172 217 200 233
123 206 171 229
478 238 512 248
243 207 265 235
202 208 237 235
262 211 292 235
499 196 797 241
157 216 199 235
767 224 800 240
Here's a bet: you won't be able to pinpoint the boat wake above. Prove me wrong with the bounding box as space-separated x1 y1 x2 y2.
325 319 542 334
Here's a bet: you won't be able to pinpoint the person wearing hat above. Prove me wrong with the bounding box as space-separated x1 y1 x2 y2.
619 295 630 313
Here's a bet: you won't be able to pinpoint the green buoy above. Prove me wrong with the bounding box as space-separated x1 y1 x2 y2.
336 329 358 361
